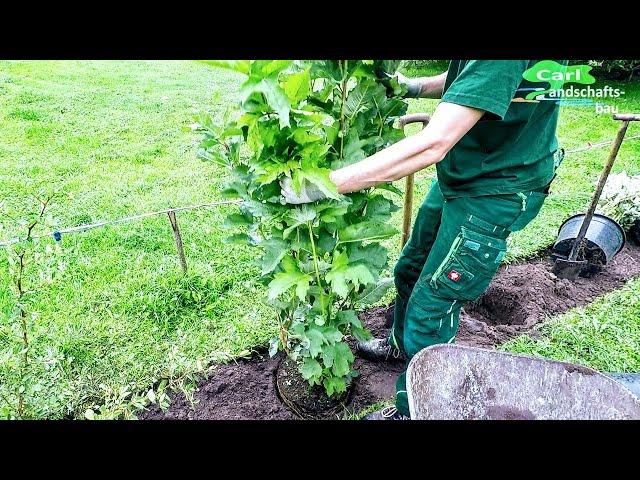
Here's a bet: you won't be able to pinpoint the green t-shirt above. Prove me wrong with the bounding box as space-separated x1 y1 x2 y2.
437 60 567 198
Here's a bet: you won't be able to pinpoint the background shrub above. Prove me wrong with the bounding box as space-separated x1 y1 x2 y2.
401 60 640 81
571 60 640 81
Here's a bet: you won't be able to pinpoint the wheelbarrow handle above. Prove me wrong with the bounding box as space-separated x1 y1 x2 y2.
397 113 431 248
606 373 640 399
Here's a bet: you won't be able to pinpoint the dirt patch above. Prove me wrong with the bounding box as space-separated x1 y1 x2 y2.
276 356 351 419
462 243 640 340
141 353 296 420
140 243 640 420
140 309 404 420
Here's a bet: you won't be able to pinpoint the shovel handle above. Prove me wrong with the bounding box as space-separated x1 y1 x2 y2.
398 113 430 129
613 114 640 122
397 113 431 248
568 115 635 260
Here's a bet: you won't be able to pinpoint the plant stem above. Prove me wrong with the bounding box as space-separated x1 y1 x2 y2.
277 311 291 356
372 96 384 137
0 390 15 416
307 221 326 317
338 60 348 163
337 286 355 311
12 195 53 419
16 248 28 418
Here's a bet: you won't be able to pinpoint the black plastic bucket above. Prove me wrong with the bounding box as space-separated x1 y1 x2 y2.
631 219 640 245
552 213 626 277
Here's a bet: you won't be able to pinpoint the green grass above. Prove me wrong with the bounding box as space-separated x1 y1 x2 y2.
0 61 275 418
342 400 391 420
1 60 640 418
503 278 640 372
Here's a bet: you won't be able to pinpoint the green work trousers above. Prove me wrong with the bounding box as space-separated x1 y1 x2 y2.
392 179 549 416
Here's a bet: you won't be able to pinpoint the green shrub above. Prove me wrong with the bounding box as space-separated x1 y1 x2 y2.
196 60 408 396
403 60 640 81
401 60 449 76
571 60 640 80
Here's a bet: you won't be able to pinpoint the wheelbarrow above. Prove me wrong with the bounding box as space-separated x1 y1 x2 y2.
406 344 640 420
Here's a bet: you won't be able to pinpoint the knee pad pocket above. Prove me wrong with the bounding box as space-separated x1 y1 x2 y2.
403 297 459 355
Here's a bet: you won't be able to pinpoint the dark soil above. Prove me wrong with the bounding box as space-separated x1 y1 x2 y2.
552 239 609 277
276 356 351 419
140 307 404 420
460 243 640 347
140 243 640 420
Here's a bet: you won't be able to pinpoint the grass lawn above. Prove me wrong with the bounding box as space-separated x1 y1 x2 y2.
503 278 640 372
1 60 639 419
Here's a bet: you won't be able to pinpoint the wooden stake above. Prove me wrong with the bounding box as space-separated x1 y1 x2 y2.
402 174 415 247
167 210 187 273
397 113 431 248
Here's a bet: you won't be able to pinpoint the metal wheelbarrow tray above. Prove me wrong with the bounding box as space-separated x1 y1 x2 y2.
406 344 640 420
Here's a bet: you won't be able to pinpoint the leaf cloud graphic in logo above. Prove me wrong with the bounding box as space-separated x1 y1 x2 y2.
523 60 596 100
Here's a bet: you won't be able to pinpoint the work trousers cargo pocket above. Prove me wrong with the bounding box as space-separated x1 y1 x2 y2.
428 226 507 302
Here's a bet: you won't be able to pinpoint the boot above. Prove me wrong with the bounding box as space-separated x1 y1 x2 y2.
362 406 409 420
356 338 405 362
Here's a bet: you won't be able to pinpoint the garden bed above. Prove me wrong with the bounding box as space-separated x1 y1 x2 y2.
140 243 640 420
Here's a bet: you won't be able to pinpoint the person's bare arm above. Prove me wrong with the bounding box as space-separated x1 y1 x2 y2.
329 102 484 194
401 71 448 99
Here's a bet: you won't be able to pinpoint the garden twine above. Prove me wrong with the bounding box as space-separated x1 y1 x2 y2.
1 134 639 248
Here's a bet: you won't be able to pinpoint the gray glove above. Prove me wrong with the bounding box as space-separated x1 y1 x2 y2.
394 72 423 98
380 71 422 98
280 177 327 205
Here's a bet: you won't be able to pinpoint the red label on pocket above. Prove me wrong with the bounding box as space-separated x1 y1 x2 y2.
447 269 462 282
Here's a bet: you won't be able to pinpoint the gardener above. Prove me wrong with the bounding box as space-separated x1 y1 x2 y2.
281 60 567 420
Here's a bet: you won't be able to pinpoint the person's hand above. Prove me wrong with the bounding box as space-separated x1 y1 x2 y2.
395 72 423 98
280 177 328 205
376 70 422 98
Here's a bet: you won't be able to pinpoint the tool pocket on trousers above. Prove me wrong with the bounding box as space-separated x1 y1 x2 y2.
429 226 507 301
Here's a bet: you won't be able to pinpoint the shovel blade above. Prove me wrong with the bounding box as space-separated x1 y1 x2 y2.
553 258 588 280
